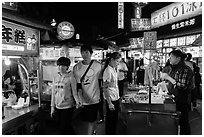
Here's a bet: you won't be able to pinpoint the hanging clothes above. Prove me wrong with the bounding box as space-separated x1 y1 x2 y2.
144 62 160 86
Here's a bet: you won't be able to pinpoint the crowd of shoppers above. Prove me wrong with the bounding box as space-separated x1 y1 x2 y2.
50 45 201 135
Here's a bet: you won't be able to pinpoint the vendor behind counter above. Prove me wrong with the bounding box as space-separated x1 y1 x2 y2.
3 69 23 99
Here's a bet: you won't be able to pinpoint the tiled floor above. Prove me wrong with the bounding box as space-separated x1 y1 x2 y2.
42 99 202 135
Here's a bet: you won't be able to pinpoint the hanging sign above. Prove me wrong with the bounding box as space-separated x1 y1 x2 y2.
118 2 124 29
143 31 157 50
2 20 39 56
131 18 151 31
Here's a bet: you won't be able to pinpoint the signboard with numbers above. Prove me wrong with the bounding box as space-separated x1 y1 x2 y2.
143 31 157 50
2 20 39 56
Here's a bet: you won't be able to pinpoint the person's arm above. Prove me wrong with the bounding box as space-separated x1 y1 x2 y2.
103 68 115 111
70 73 82 108
103 81 115 110
73 64 83 105
50 78 55 117
161 73 176 85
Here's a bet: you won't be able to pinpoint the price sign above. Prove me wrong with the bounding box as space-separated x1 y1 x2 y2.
143 31 157 50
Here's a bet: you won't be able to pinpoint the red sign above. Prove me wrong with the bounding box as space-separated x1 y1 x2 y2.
2 20 39 56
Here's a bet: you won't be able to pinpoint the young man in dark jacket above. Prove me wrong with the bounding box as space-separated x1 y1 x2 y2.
161 50 193 135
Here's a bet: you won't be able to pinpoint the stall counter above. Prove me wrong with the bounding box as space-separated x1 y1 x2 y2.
2 104 40 135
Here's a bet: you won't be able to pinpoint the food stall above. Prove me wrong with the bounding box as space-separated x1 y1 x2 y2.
121 85 180 135
120 31 180 135
2 7 51 135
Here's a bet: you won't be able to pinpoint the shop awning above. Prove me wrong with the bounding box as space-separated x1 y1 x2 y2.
192 35 202 46
2 8 52 31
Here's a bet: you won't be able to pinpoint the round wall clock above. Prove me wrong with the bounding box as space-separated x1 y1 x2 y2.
57 21 75 40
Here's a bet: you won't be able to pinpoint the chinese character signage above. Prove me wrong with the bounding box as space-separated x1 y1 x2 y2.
143 31 157 50
40 47 64 60
151 2 202 28
118 2 124 29
2 20 39 56
131 18 151 31
171 18 195 30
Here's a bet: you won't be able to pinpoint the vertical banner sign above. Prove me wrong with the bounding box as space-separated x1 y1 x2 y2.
143 31 157 50
118 2 124 29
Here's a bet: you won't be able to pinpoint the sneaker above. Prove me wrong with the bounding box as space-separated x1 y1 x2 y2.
97 119 104 124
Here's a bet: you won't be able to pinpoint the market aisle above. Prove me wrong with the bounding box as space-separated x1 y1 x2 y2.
42 98 202 135
189 99 202 135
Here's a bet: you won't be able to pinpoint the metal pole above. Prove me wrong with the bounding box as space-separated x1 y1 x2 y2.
37 60 42 107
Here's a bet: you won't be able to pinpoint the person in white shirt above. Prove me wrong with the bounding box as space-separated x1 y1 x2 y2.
50 57 80 134
117 59 128 97
102 52 121 135
73 45 102 135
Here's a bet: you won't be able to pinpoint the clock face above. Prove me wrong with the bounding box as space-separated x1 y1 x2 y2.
57 21 75 40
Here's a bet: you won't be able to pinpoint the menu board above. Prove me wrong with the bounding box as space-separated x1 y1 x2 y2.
186 35 196 45
178 36 186 46
69 48 81 57
163 39 170 47
169 38 177 47
40 47 63 60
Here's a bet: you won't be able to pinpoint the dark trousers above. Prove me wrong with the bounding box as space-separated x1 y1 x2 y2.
98 91 104 120
118 80 125 97
55 107 75 135
105 100 119 135
175 94 191 135
191 88 197 107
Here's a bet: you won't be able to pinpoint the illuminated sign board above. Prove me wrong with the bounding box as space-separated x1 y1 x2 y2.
151 2 202 28
171 18 195 30
118 2 124 29
2 20 39 56
131 18 151 31
40 47 64 60
143 31 157 50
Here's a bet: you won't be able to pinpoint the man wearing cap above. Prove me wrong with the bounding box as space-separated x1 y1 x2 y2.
161 50 193 135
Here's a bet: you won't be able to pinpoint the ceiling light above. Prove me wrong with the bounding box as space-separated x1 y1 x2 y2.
51 19 57 26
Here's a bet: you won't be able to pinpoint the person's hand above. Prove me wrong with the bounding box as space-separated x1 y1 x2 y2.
108 103 115 111
161 73 170 80
76 100 83 109
50 107 55 118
